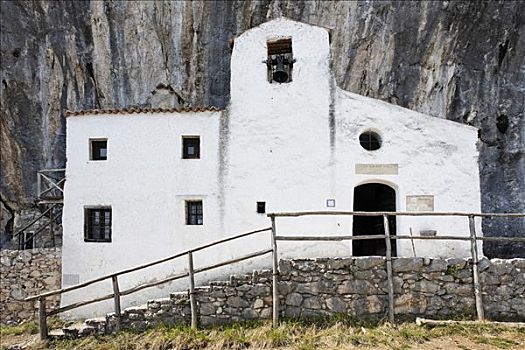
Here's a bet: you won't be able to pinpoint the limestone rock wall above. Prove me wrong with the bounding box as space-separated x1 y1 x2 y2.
1 1 524 257
0 248 61 324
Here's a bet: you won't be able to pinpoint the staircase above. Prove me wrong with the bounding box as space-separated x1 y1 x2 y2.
8 169 64 250
50 269 273 338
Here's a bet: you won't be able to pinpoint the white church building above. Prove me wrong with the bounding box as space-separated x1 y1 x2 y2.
61 18 481 317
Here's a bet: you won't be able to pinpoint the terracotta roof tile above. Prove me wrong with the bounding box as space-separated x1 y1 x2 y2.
65 106 222 117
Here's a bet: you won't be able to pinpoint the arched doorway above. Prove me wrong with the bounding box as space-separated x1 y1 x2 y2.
352 183 397 256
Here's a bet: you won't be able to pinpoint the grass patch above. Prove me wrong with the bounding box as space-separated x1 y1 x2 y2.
0 321 39 336
3 316 524 350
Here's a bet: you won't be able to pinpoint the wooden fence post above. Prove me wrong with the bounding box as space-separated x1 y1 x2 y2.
188 251 198 328
383 215 395 323
36 172 42 199
38 296 48 340
111 275 122 331
50 206 55 248
271 216 279 327
469 215 484 320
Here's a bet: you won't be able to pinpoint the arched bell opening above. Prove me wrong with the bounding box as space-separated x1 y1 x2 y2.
352 183 397 256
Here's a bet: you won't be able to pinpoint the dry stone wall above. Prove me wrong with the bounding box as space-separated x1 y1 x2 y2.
0 248 61 324
78 256 524 336
278 257 524 321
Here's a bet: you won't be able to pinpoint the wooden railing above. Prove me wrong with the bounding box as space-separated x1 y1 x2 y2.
268 211 525 325
26 211 525 339
25 227 273 339
12 203 62 250
37 169 66 203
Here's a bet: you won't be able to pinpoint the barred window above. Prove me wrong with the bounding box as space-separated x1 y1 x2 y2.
85 207 112 242
186 201 203 225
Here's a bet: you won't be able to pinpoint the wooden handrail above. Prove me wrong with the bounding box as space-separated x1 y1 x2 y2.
25 226 272 301
39 173 64 193
276 235 525 242
39 178 65 197
44 248 273 316
268 211 525 218
268 212 523 327
30 210 524 339
38 168 66 173
13 204 59 238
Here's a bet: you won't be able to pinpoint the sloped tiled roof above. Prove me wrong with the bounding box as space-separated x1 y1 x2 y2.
65 106 222 117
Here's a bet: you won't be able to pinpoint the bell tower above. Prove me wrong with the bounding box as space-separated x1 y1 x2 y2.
220 18 334 234
229 17 331 113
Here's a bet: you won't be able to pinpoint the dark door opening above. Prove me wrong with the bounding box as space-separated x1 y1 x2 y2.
352 183 396 256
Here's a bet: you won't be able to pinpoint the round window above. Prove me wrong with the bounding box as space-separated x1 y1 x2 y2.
359 131 382 151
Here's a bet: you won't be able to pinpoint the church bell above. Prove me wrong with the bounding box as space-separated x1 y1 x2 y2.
272 54 289 83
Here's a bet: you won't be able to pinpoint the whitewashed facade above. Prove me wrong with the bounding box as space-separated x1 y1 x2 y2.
61 18 481 318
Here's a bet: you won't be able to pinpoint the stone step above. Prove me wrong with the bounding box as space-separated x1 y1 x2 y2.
85 316 107 334
48 266 276 339
48 328 65 338
62 322 98 338
170 291 189 300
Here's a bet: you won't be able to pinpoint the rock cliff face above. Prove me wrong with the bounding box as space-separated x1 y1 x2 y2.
1 1 524 257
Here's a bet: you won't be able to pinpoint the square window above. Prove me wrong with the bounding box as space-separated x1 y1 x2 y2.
84 207 112 242
182 136 200 159
257 202 266 214
90 139 107 161
186 200 203 225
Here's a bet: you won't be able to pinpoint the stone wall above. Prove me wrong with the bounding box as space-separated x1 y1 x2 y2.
0 248 62 324
278 257 524 321
78 256 523 336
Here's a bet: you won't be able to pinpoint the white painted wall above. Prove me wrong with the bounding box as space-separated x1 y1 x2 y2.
61 18 481 318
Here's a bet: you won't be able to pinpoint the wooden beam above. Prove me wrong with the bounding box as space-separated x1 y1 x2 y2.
40 173 64 193
26 227 271 301
271 216 279 327
193 248 272 275
13 204 58 238
47 292 115 316
38 168 66 173
276 234 525 242
190 227 272 253
188 252 198 329
37 172 42 199
268 211 525 218
416 318 525 328
276 235 384 241
112 275 122 331
38 297 48 340
39 178 65 197
383 215 395 324
469 216 484 321
47 249 272 316
119 271 189 297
